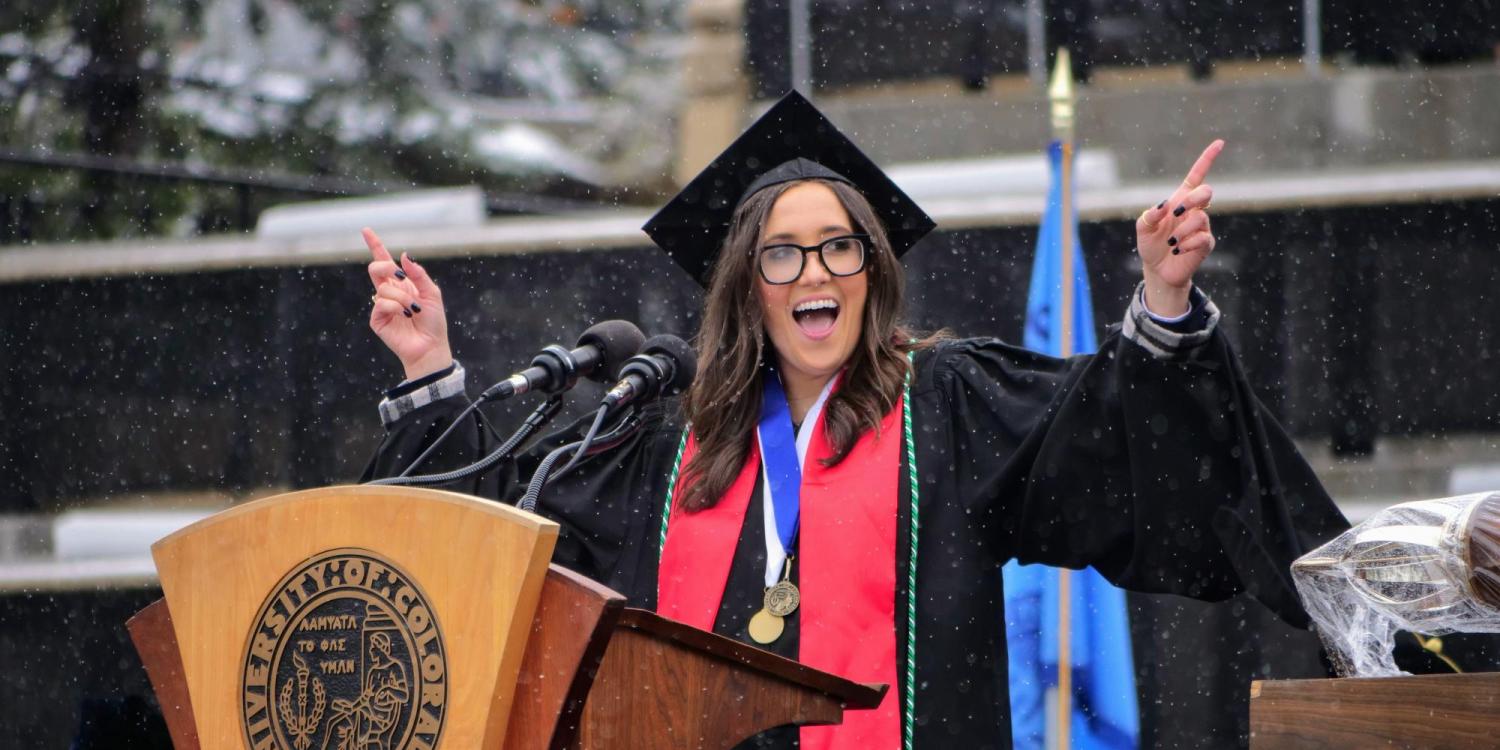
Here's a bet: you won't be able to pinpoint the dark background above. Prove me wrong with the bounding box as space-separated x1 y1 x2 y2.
6 198 1500 511
747 0 1500 94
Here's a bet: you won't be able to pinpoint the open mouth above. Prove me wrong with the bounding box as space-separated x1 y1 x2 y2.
792 298 840 338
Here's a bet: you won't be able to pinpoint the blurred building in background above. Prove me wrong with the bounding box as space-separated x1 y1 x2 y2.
2 0 1499 746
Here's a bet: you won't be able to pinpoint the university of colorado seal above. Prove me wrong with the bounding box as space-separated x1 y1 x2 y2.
241 549 447 750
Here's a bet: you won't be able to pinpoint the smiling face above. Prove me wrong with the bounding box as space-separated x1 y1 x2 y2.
681 175 911 510
755 181 869 390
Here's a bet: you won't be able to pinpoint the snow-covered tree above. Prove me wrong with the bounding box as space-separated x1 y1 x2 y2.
0 0 682 242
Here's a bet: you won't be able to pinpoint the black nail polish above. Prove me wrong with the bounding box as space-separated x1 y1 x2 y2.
1157 201 1166 209
1172 248 1181 255
1173 205 1186 217
403 309 413 318
410 303 422 313
1168 236 1178 246
394 269 407 280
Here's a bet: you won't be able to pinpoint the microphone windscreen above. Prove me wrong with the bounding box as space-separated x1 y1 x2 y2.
641 334 697 396
578 320 646 382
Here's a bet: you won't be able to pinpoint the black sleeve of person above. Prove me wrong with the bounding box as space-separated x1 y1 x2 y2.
929 328 1349 628
360 390 679 595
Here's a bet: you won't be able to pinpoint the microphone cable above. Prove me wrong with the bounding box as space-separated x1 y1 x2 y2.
395 320 644 477
369 394 565 488
399 397 484 477
552 404 610 480
517 406 644 513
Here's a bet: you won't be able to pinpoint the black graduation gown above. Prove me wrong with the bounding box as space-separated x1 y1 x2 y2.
361 327 1347 749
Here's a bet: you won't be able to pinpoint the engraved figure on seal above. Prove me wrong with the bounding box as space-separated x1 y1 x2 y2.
322 627 410 750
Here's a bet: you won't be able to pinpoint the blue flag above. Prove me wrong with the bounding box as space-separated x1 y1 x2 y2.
1004 139 1139 750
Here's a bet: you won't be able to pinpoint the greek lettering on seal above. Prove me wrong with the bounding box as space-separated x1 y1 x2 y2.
240 549 447 750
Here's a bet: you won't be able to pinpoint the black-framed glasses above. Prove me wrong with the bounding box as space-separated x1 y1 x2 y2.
754 234 871 285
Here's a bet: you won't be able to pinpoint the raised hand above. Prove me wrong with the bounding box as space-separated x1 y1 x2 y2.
1135 139 1222 317
365 228 453 380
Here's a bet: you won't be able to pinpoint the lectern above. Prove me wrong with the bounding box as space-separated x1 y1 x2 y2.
127 486 885 749
1249 673 1500 749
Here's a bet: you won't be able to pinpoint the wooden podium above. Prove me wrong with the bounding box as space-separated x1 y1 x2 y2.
1249 673 1500 749
128 486 885 749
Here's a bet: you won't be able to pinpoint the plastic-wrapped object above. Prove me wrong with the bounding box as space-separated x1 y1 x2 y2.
1292 491 1500 677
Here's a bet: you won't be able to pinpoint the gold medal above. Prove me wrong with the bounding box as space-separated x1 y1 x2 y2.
748 608 784 644
765 556 800 616
749 557 797 644
765 580 799 616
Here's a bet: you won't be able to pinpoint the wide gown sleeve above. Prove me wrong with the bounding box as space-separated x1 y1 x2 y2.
359 377 679 595
934 288 1348 627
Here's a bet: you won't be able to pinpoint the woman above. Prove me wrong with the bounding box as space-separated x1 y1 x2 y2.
361 92 1346 749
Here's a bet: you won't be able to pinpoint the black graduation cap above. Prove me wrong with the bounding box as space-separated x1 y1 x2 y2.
643 90 936 286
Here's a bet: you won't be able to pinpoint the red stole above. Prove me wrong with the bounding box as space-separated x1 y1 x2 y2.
657 397 904 749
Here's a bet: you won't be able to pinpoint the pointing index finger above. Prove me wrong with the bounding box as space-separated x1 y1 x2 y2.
1181 139 1225 189
363 227 394 264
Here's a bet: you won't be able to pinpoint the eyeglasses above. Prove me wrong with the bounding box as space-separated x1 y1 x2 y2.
754 234 871 285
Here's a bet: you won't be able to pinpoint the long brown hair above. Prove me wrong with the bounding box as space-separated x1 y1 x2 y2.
679 178 938 511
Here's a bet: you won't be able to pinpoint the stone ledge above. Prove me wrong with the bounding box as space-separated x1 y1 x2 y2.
818 65 1500 178
4 159 1495 283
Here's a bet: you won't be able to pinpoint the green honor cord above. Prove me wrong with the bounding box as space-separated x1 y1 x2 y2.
659 429 688 553
658 353 919 747
900 352 917 750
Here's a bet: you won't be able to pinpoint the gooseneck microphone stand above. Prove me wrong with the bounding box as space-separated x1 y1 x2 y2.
386 320 646 480
517 405 646 513
366 394 565 488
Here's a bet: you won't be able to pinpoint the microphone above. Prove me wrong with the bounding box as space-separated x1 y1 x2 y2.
481 320 645 402
601 334 697 412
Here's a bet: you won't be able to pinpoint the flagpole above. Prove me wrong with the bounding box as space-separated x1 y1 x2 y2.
1048 47 1077 750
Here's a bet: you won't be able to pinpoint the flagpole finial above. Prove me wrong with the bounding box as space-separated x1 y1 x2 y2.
1048 47 1076 141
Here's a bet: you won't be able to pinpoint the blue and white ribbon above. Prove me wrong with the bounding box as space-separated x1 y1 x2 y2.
756 371 835 587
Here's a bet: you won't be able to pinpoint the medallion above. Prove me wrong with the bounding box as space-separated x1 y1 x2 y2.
765 580 800 618
748 608 785 645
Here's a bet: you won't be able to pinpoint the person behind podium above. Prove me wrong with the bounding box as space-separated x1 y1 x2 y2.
360 92 1347 749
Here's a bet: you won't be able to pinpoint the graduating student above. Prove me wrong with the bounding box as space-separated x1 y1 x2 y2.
361 92 1347 749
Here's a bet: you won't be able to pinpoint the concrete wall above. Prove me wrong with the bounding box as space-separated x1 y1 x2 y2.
817 66 1500 179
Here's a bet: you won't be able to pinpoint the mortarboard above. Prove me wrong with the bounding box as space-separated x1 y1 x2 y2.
643 90 936 286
